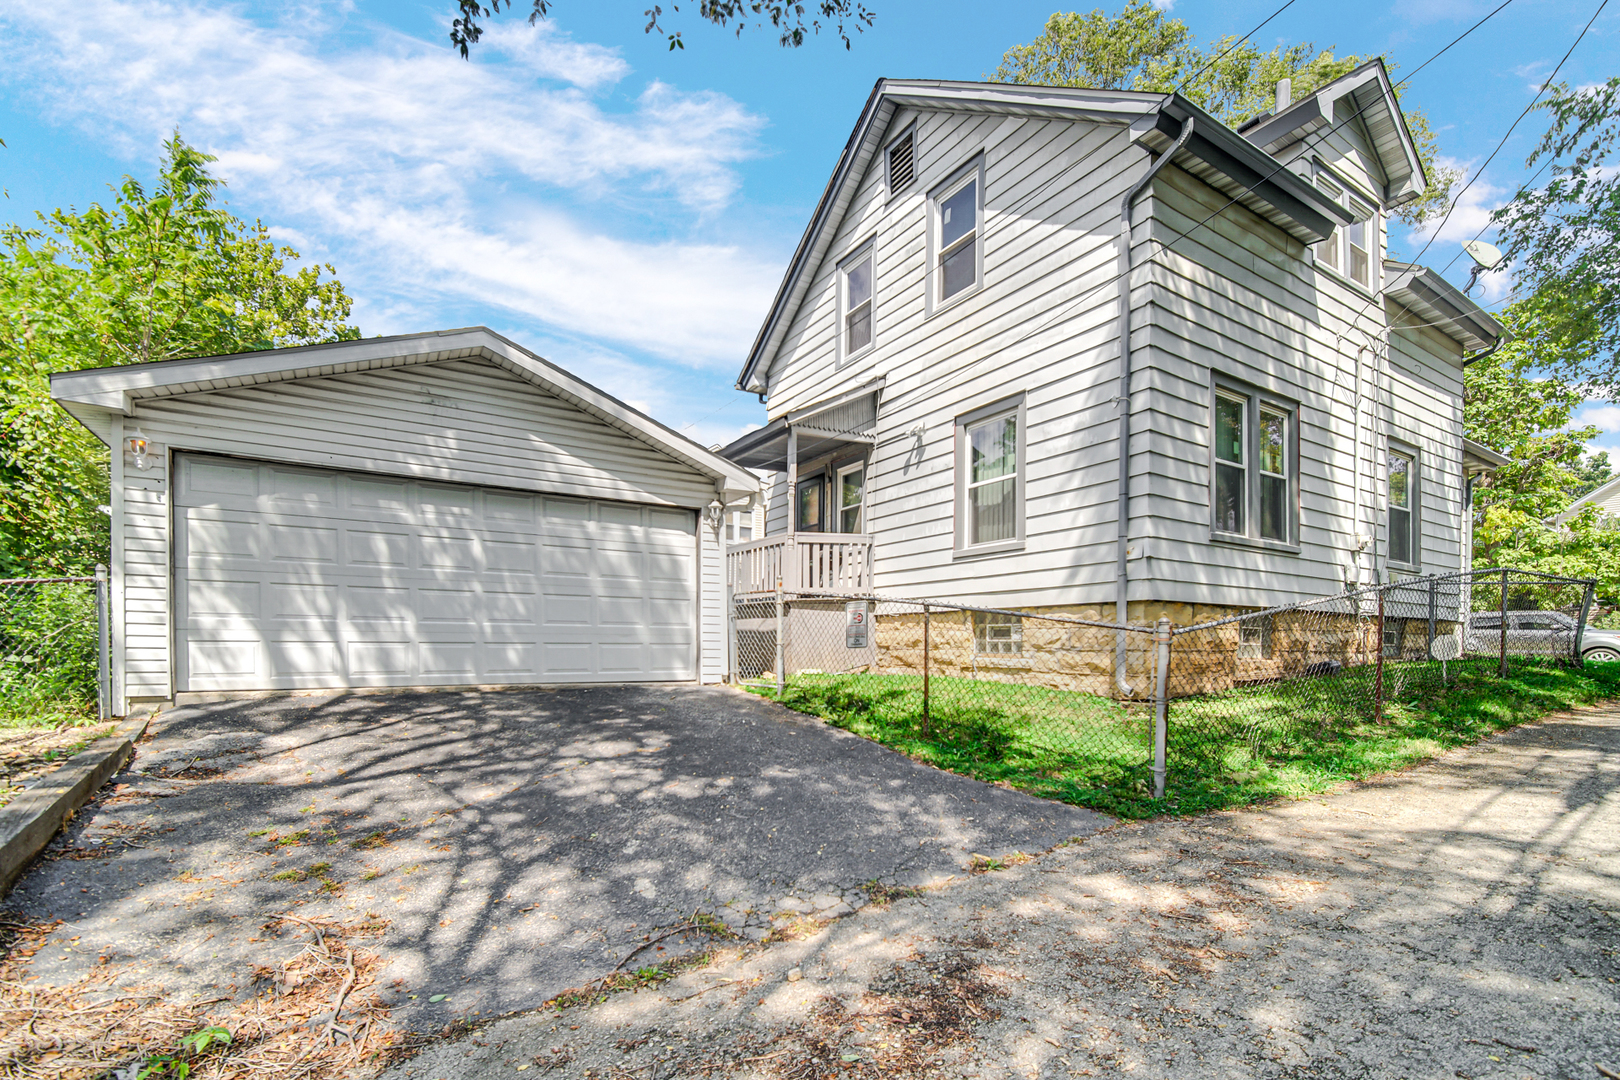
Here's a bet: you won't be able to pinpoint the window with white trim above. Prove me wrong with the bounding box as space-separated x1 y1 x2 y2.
1315 171 1377 289
839 245 875 360
934 167 980 303
1388 446 1418 567
1212 383 1297 545
837 463 865 533
966 411 1017 545
973 611 1022 655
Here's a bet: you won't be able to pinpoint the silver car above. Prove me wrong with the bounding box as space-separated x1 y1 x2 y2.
1463 611 1620 662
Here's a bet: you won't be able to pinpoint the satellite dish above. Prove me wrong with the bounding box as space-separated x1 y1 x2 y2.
1463 239 1505 271
1430 635 1461 661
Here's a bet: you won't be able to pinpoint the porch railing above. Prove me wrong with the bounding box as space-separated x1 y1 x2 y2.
726 534 874 596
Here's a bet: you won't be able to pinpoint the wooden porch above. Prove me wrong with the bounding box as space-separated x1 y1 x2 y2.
726 534 874 597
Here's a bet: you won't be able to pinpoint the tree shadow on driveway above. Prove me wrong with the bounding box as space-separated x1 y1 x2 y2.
5 684 1107 1027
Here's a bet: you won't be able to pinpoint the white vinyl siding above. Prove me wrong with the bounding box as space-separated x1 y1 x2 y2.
113 356 722 700
761 110 1143 607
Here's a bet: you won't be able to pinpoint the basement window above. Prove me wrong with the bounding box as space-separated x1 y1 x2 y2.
973 611 1023 655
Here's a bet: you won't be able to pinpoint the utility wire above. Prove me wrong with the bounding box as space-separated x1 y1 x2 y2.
1172 0 1299 94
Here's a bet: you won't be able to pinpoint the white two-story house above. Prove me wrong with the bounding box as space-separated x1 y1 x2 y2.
721 63 1507 660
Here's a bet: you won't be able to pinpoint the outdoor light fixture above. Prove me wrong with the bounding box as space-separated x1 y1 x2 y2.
127 429 152 471
705 499 726 529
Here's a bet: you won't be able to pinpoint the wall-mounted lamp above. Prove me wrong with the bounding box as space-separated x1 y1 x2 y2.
705 499 726 529
127 429 152 471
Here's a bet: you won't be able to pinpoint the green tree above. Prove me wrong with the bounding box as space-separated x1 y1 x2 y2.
450 0 873 54
1464 304 1620 595
0 135 359 576
1571 451 1612 498
991 1 1457 223
1493 77 1620 399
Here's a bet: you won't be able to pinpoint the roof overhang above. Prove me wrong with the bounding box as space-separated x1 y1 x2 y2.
1463 437 1511 475
720 380 883 471
1384 261 1507 355
49 327 760 501
735 79 1351 396
1238 59 1426 208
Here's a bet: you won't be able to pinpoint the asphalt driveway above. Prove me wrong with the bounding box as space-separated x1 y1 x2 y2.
6 684 1106 1026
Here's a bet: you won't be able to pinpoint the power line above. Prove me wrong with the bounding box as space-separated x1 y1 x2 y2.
1172 0 1299 95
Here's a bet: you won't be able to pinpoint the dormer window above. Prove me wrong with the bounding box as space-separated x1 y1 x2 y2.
1314 170 1377 290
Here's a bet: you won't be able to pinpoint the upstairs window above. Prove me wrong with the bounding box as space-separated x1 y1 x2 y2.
839 245 875 360
1315 171 1377 289
886 129 915 192
1212 382 1297 546
933 162 982 305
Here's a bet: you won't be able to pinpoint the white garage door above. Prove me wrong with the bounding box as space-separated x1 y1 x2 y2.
173 454 697 691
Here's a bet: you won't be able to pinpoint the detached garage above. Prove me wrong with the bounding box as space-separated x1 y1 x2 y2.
50 328 758 712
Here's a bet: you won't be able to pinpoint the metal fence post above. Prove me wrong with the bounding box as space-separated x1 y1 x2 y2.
1575 580 1596 665
94 565 111 721
774 579 786 700
1152 616 1171 800
1374 588 1385 724
922 602 931 735
1499 568 1510 679
1426 575 1437 662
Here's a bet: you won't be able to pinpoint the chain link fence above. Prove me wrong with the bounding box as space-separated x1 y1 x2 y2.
0 572 111 727
728 568 1597 812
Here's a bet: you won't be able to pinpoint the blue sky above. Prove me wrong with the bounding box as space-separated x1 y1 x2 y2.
1 0 1615 453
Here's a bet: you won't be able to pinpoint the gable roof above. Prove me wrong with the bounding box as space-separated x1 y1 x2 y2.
736 79 1351 395
50 327 760 501
1237 59 1426 209
1563 471 1620 518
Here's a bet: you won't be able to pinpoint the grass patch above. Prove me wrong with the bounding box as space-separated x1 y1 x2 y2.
750 660 1620 819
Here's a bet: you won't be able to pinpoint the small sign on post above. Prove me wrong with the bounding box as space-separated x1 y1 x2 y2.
845 601 870 648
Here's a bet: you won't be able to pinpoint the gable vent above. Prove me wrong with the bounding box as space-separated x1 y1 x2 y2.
887 132 915 191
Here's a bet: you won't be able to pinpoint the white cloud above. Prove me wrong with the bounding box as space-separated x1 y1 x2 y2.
1576 404 1620 434
480 19 630 89
0 0 779 367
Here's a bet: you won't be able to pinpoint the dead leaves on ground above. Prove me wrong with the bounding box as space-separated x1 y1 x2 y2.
0 910 404 1079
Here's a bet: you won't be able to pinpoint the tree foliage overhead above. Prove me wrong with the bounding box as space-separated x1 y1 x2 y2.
451 0 873 54
1493 77 1620 400
991 0 1457 224
1464 304 1620 595
0 134 360 576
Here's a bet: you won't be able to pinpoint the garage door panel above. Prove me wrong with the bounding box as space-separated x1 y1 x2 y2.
183 512 261 561
347 529 412 568
175 455 696 691
267 523 339 564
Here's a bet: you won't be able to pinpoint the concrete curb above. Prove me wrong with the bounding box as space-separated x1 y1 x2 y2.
0 713 152 897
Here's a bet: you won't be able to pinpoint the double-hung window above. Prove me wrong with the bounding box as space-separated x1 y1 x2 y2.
1387 445 1418 567
837 463 865 533
1211 382 1297 546
839 244 875 361
932 161 982 305
1314 170 1377 289
956 397 1024 553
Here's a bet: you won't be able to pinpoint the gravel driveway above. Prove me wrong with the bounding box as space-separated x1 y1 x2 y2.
4 684 1104 1027
387 701 1620 1080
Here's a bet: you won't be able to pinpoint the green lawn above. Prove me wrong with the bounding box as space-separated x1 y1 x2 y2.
749 659 1620 819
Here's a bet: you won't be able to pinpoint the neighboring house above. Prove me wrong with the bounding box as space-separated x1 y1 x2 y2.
722 64 1508 656
1558 471 1620 523
50 328 758 714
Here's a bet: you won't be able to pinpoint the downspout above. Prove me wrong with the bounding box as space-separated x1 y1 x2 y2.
1115 111 1194 696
